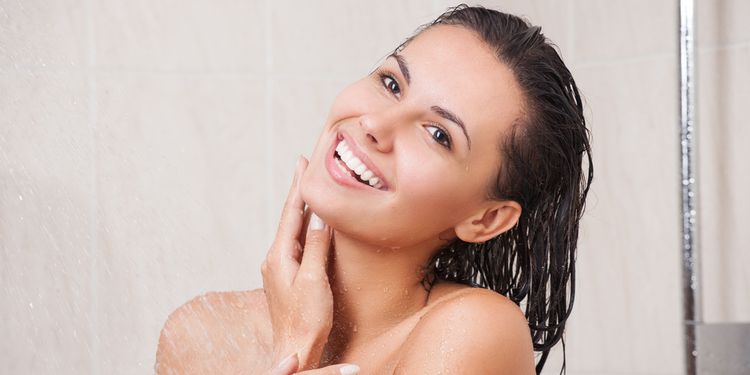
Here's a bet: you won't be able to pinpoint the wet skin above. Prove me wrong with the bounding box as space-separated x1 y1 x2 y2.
156 24 535 374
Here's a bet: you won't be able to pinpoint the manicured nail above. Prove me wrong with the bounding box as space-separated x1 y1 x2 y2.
339 364 360 375
276 352 297 369
309 212 325 231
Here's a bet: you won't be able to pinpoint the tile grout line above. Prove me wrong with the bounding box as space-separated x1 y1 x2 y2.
0 65 368 82
573 52 676 69
263 0 275 260
85 0 99 373
697 40 750 52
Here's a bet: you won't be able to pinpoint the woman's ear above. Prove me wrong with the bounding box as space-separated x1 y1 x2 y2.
454 200 521 243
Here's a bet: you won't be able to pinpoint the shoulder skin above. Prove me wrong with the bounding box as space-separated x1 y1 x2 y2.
393 288 535 375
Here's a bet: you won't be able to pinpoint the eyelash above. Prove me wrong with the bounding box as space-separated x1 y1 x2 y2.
376 69 453 150
377 70 401 98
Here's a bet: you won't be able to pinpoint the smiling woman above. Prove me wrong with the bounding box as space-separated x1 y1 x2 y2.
156 4 592 375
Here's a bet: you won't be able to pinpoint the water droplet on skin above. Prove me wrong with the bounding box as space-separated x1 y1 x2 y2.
352 325 358 332
231 299 246 309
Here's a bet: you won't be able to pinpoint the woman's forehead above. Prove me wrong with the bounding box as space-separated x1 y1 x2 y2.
399 25 525 140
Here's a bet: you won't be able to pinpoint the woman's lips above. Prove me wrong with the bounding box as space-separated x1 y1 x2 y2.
325 132 389 191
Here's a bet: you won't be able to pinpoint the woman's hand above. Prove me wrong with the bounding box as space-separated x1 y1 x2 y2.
269 353 360 375
261 156 337 371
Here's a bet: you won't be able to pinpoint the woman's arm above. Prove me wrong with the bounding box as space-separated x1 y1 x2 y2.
155 290 273 374
156 157 357 374
155 289 359 375
393 288 536 375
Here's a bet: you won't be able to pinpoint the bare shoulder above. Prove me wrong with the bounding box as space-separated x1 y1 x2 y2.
394 287 535 375
155 289 272 374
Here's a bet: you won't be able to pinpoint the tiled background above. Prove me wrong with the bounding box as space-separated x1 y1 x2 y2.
1 1 747 374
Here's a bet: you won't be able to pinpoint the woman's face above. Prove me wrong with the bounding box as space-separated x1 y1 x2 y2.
301 25 524 249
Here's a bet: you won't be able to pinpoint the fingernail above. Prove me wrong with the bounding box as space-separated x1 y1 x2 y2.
297 155 305 169
276 352 297 369
339 364 360 375
309 212 325 231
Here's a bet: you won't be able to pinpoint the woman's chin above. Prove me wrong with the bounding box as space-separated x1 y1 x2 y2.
301 183 383 245
299 178 346 227
300 169 436 249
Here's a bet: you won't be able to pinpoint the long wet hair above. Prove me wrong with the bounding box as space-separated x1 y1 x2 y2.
400 5 594 374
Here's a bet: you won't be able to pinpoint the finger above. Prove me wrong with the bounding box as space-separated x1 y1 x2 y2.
268 352 299 375
299 205 312 248
296 212 332 283
295 363 360 375
270 156 308 261
276 156 307 242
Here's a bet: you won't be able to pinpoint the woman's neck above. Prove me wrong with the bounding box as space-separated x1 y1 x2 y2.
323 230 439 354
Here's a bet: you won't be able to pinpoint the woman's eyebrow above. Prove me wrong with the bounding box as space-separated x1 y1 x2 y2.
432 105 471 150
388 53 472 150
388 52 411 85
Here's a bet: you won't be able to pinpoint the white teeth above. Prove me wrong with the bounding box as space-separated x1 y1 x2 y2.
335 138 384 189
336 140 349 154
344 157 366 177
341 150 353 162
335 157 349 174
354 164 366 175
348 156 362 168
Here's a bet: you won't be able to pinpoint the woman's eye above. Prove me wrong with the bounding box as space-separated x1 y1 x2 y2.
379 73 401 97
426 125 452 149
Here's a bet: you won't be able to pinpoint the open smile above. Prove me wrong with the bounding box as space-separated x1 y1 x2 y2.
325 132 389 191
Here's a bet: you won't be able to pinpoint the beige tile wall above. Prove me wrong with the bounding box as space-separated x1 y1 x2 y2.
696 0 750 324
1 1 747 374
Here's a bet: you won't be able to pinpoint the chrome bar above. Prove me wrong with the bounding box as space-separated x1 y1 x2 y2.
679 0 700 374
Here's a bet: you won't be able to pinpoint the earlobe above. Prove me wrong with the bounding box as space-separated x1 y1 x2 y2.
454 200 521 243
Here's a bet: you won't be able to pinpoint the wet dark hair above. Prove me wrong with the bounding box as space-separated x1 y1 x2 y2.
398 5 594 374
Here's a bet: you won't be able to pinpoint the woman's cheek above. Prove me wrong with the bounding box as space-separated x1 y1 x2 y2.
326 81 375 122
398 163 467 224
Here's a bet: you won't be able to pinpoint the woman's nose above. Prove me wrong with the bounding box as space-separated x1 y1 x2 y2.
358 107 406 153
358 114 393 153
